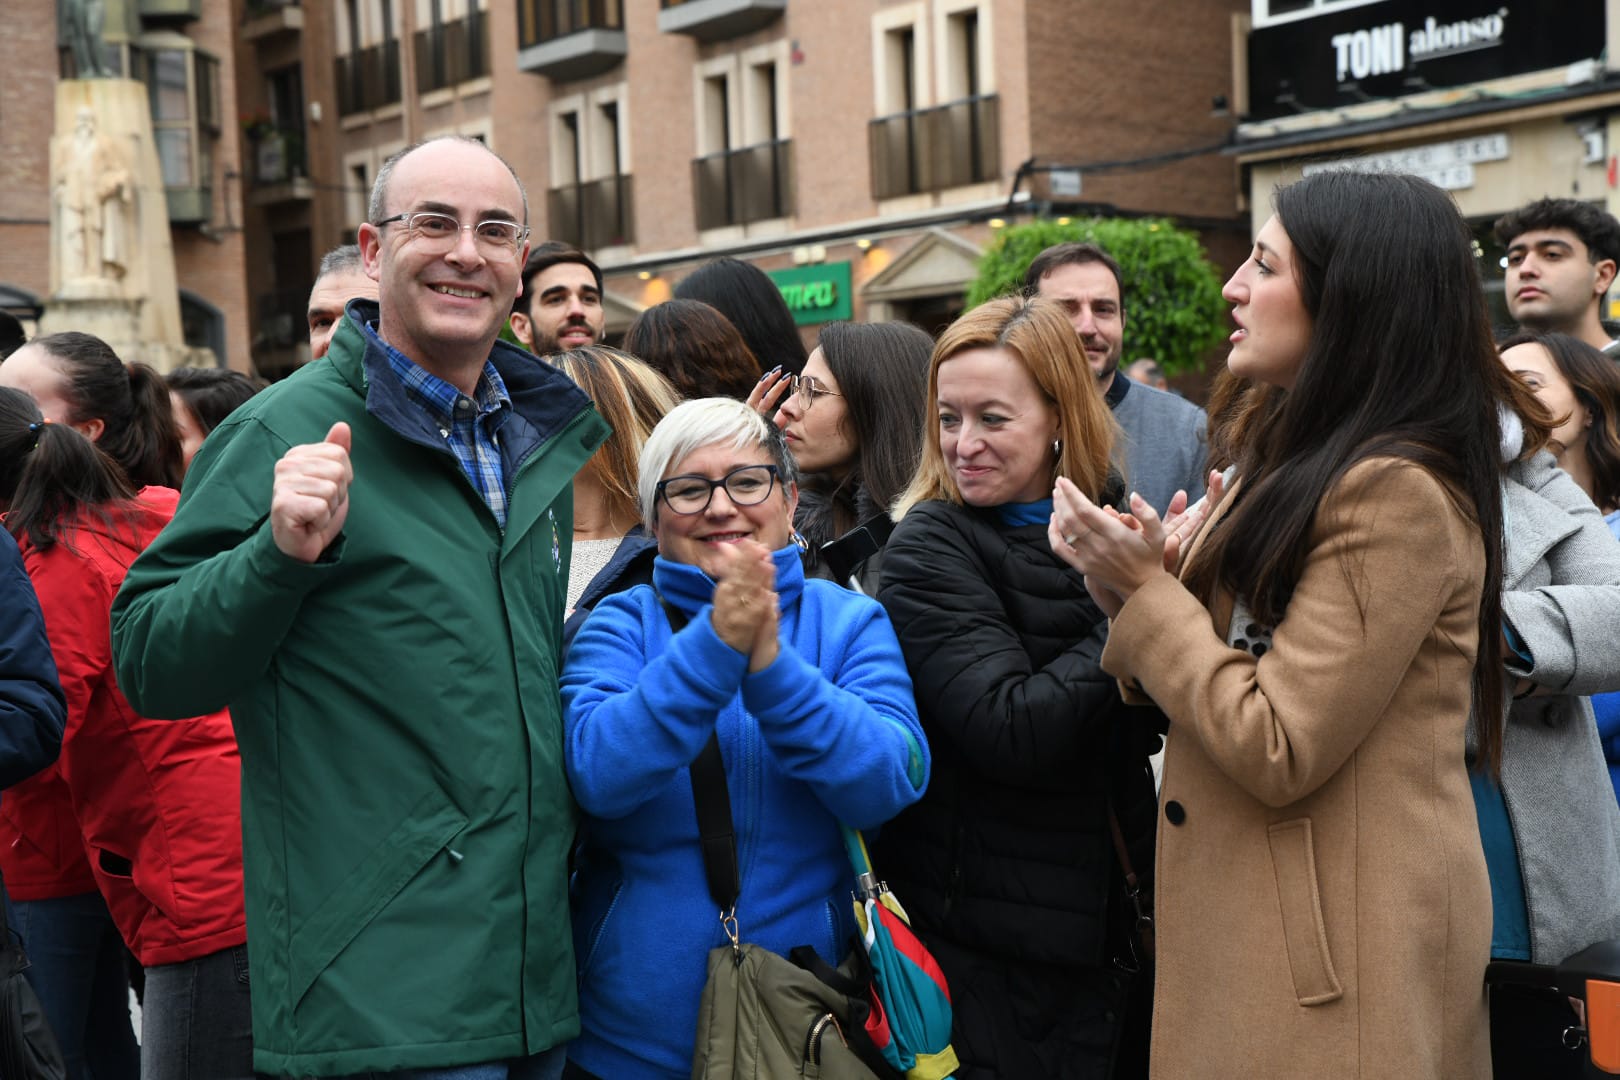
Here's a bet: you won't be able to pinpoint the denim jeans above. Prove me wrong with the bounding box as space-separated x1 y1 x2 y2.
319 1045 567 1080
10 890 140 1080
142 943 254 1080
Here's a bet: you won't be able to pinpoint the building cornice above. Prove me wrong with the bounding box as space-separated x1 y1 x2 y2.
1230 76 1620 163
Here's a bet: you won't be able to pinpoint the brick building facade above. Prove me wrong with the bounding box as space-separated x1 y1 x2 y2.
0 0 251 371
231 0 1248 373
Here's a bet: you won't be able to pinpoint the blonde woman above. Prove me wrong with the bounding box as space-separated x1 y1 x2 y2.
551 346 680 645
874 297 1158 1078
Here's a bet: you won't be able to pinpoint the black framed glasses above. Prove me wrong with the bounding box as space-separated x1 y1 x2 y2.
656 464 779 516
791 373 842 412
375 211 530 258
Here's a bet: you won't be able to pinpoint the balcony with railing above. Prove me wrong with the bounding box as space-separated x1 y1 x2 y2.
245 125 312 205
336 39 403 116
657 0 784 42
415 10 489 93
517 0 626 81
869 94 1000 200
242 0 302 42
138 0 202 21
548 175 635 251
693 139 792 231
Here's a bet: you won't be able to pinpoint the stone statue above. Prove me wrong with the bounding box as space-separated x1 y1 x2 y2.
54 106 132 285
60 0 111 79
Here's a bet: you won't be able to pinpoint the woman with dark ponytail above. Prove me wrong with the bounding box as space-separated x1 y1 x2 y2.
0 388 250 1078
0 331 182 489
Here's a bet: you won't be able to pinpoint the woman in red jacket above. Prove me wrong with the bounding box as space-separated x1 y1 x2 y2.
0 386 249 1078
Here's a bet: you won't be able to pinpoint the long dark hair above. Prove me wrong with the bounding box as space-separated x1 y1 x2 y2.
1499 330 1620 512
796 321 932 551
29 332 182 489
0 387 136 552
1186 171 1551 776
622 299 762 401
674 257 809 376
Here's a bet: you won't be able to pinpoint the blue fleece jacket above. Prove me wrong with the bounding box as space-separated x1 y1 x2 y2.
561 546 928 1079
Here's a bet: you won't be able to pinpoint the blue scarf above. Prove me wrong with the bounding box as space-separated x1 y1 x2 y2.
995 498 1054 529
652 544 807 618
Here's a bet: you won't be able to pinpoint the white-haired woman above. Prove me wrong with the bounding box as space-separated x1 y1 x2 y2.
559 397 930 1080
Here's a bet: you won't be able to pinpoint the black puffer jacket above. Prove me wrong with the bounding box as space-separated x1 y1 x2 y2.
874 499 1161 1078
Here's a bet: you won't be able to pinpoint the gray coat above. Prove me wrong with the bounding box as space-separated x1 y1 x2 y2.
1499 450 1620 964
1110 377 1207 515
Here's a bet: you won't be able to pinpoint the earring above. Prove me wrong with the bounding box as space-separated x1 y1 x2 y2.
792 530 810 554
1052 439 1063 457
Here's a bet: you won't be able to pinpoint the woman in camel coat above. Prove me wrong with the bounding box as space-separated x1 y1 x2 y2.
1051 171 1552 1079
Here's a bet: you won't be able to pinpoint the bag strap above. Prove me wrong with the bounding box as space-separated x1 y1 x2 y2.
1106 799 1155 962
657 595 740 915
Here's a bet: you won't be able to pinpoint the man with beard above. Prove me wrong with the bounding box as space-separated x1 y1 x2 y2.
510 242 605 355
1496 197 1620 355
1026 242 1206 513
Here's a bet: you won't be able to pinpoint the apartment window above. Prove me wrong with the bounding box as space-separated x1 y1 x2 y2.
880 25 917 116
137 43 221 223
869 3 998 199
417 0 489 91
554 109 582 187
548 89 633 249
338 0 404 113
943 8 978 101
590 101 622 179
252 66 307 185
700 73 731 156
742 60 780 146
349 161 370 225
345 0 363 51
520 0 623 44
692 51 791 230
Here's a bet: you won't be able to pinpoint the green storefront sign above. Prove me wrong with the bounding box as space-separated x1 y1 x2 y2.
767 262 854 326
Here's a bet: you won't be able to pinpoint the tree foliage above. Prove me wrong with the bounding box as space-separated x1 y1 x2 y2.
966 217 1229 375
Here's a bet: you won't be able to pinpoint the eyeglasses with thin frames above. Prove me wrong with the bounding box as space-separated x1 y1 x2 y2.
791 373 842 412
656 464 780 517
374 211 530 259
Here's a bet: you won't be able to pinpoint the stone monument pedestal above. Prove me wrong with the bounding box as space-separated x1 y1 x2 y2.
39 79 199 372
36 295 197 371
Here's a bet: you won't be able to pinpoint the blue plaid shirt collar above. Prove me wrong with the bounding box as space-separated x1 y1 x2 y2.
365 323 511 425
363 320 513 527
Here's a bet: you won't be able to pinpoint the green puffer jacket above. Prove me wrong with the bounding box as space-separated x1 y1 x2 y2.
110 308 609 1075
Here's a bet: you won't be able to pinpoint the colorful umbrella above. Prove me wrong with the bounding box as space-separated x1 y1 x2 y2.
843 826 959 1080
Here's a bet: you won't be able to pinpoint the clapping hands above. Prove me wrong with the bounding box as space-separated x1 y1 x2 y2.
1047 470 1226 619
709 539 781 672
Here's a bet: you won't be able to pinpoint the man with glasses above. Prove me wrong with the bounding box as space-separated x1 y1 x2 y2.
111 136 609 1079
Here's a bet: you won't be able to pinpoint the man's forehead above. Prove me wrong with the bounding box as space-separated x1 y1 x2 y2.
309 269 377 311
535 263 599 294
1508 228 1584 254
388 142 522 218
1037 261 1121 303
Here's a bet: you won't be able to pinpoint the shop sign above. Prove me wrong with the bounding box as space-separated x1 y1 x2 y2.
768 262 854 326
1301 132 1509 191
1247 0 1604 121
